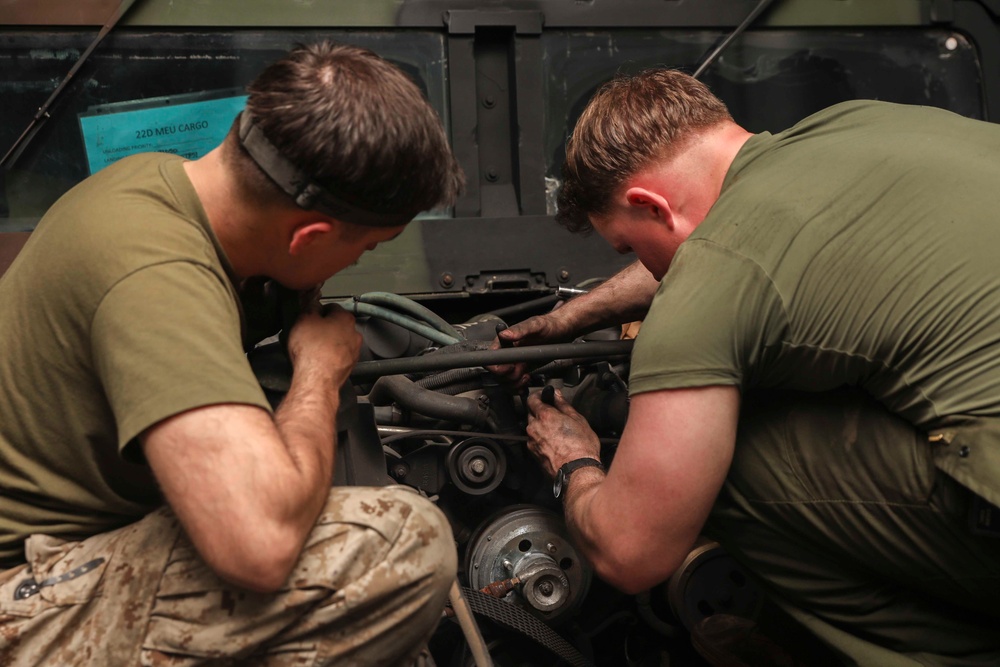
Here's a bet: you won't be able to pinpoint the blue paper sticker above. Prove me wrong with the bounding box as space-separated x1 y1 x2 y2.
79 90 248 174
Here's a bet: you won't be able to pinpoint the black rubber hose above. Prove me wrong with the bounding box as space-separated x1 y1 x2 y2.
351 340 633 381
367 375 491 429
416 367 483 390
435 381 487 397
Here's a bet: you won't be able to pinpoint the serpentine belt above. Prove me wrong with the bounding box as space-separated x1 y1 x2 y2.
460 587 594 667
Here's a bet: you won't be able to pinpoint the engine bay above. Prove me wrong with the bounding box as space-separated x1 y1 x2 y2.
247 285 764 667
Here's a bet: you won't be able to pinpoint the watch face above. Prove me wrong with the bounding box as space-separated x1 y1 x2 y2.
553 470 566 499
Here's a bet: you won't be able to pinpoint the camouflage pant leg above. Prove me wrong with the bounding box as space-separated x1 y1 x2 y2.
0 485 457 667
0 508 179 666
143 485 457 666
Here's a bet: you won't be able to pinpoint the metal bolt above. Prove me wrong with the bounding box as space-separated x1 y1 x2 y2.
503 559 513 572
485 169 499 182
391 464 408 479
469 457 487 475
538 581 555 597
558 268 570 283
945 36 959 51
483 94 496 108
478 394 490 407
439 272 454 288
546 542 557 554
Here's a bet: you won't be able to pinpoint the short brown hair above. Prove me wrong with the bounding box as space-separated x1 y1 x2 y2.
226 41 463 221
556 69 732 233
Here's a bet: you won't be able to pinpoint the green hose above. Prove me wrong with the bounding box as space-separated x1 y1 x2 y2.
336 300 460 347
356 291 463 340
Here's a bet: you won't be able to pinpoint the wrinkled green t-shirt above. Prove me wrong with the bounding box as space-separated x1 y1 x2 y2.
0 153 270 566
631 101 1000 506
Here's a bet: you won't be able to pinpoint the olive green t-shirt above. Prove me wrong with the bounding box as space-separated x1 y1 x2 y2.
0 153 270 566
630 101 1000 506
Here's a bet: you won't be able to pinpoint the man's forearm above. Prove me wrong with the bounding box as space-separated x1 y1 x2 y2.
562 468 683 594
141 378 344 593
562 467 606 557
555 261 659 334
272 361 342 529
554 388 741 594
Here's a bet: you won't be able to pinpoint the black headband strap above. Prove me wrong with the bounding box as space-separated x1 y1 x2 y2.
237 111 412 228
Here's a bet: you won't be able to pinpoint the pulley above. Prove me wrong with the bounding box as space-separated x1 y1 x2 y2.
447 437 507 495
465 505 591 623
665 538 764 631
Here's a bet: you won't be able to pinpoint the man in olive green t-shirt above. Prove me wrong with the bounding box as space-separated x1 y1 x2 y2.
0 43 464 665
497 69 1000 664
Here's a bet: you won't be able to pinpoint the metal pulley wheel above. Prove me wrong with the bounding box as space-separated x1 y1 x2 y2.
466 505 591 623
665 538 764 631
447 437 507 495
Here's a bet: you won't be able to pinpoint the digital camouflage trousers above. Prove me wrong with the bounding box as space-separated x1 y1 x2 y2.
0 485 457 666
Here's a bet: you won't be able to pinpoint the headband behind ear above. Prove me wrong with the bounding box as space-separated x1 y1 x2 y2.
237 111 412 228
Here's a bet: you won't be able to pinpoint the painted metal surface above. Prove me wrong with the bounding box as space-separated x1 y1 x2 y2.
1 0 929 28
1 0 998 296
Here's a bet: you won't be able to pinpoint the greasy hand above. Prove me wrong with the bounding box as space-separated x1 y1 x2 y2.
526 388 601 478
488 313 574 387
286 301 362 387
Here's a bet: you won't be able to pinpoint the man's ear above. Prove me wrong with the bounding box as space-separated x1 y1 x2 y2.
288 220 334 256
625 187 674 229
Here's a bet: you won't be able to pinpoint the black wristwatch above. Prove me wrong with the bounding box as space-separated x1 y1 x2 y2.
553 457 605 500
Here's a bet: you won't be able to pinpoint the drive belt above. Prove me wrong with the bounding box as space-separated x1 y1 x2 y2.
461 587 594 667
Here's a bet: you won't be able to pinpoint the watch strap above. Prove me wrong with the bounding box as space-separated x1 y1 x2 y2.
554 457 605 500
561 457 605 477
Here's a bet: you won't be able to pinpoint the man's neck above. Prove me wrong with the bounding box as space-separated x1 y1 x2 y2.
183 148 277 281
664 121 754 226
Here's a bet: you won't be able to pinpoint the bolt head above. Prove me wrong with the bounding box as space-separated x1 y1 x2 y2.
469 457 487 475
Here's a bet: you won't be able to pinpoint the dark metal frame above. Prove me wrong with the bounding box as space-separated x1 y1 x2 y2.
405 0 1000 295
2 0 999 296
950 0 1000 118
398 0 849 29
425 0 1000 223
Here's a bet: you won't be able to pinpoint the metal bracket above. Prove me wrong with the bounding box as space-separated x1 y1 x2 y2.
462 270 547 293
444 9 544 34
